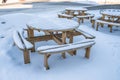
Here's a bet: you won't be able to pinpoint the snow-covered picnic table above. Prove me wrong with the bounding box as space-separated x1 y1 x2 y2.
11 16 95 70
65 7 88 16
26 17 95 51
95 9 120 32
101 11 120 18
25 17 95 70
58 7 93 24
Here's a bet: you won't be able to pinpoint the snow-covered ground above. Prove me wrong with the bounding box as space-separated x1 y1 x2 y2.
0 2 120 80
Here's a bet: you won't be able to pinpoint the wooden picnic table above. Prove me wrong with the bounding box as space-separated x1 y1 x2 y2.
95 9 120 32
100 10 120 22
65 7 94 24
65 7 88 16
12 16 95 69
27 17 79 57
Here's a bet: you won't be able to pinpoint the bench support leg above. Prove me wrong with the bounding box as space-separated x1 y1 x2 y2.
61 32 66 59
109 25 113 32
78 18 81 24
69 33 76 55
31 42 35 52
44 54 50 70
100 23 104 28
27 27 35 52
62 53 66 59
96 22 99 31
81 18 84 23
91 20 95 28
85 47 91 59
24 50 30 64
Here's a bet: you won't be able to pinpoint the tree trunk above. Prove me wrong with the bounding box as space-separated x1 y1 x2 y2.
2 0 7 3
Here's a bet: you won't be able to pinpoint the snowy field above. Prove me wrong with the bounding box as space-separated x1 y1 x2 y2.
0 2 120 80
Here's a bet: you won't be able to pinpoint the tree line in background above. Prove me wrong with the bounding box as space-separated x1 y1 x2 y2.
1 0 120 4
2 0 7 3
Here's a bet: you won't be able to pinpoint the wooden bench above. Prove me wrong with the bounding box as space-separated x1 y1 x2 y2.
77 14 94 24
96 19 120 32
75 28 95 39
13 30 33 64
37 39 95 70
58 13 74 19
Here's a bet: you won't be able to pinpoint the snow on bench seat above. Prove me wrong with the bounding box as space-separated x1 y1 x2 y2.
13 30 33 64
75 28 95 39
37 39 95 53
58 13 74 19
37 39 95 70
96 19 120 32
96 20 120 26
13 30 33 49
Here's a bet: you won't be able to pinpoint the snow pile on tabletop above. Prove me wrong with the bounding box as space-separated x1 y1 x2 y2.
27 17 79 31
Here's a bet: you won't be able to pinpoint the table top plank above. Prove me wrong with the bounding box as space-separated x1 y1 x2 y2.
27 17 79 32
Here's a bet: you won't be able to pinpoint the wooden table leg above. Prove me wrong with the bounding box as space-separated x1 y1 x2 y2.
78 18 81 24
69 31 76 55
44 54 50 70
61 31 66 59
82 11 85 15
85 47 91 59
27 28 35 52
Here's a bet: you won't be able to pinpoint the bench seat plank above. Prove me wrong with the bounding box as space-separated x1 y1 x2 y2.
37 39 95 54
96 20 120 26
13 31 25 49
58 13 74 17
19 32 33 49
96 19 120 32
13 31 33 50
75 29 95 39
58 13 74 19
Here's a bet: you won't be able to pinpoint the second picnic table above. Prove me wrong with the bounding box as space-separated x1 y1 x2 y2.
95 9 120 32
100 10 120 22
65 7 88 16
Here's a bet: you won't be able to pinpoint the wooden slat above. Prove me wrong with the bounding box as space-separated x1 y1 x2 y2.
52 35 62 45
75 29 95 39
38 43 94 54
27 34 62 42
16 31 26 49
27 26 35 52
61 32 66 58
24 49 30 64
